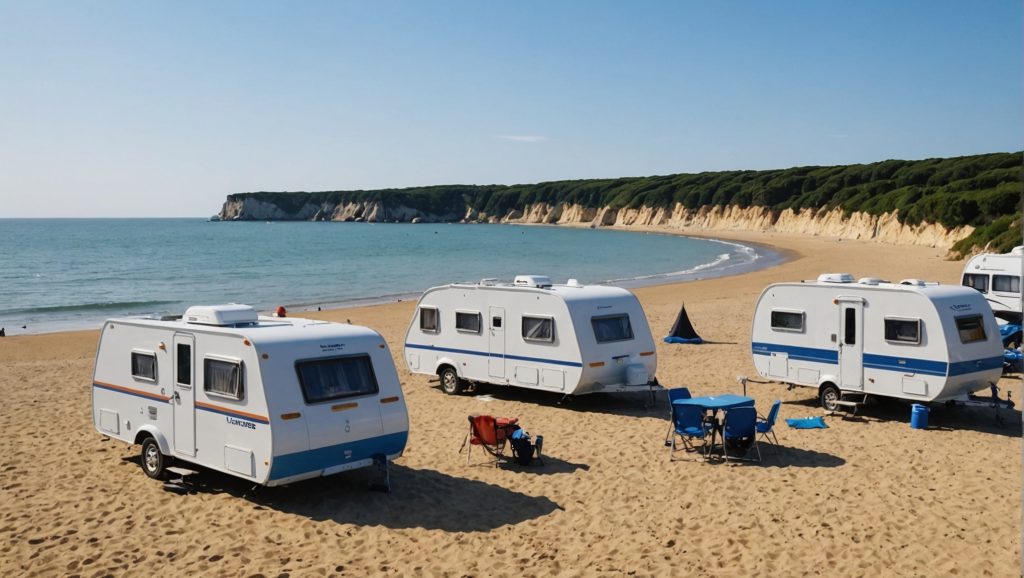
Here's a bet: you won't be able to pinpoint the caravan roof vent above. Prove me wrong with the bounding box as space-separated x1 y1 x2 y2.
479 278 498 286
566 278 582 287
858 277 883 286
899 279 927 287
514 275 553 288
817 273 854 284
183 304 258 326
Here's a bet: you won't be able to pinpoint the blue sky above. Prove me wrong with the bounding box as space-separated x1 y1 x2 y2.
1 1 1020 217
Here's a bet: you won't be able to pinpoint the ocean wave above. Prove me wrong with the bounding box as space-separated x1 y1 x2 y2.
0 300 178 316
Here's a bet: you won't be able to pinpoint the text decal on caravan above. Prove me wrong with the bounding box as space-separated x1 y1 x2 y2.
226 416 256 430
320 342 346 353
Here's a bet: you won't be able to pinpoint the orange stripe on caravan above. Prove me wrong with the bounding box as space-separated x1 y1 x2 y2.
93 381 171 402
194 401 269 423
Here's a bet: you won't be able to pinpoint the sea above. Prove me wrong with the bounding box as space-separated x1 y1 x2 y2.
0 219 781 334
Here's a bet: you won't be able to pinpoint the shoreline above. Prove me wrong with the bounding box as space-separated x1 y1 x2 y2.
4 225 789 336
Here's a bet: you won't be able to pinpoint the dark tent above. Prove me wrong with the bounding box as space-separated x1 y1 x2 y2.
664 303 703 344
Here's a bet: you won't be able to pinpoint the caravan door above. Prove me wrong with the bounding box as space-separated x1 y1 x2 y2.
488 306 505 379
172 333 196 457
838 299 864 390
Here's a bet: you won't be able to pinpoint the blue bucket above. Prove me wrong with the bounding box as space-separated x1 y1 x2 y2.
910 404 929 429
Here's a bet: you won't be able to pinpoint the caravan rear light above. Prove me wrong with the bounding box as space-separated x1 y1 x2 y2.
332 402 358 412
281 412 301 420
639 351 655 357
380 396 400 404
589 361 605 368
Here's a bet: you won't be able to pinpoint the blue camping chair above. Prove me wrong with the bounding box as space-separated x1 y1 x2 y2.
722 406 760 463
669 403 712 461
664 387 692 444
756 400 782 451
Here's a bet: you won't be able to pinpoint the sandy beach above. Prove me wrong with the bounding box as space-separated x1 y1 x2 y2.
0 229 1019 577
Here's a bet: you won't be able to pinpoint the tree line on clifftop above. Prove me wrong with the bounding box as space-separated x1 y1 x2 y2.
226 151 1022 255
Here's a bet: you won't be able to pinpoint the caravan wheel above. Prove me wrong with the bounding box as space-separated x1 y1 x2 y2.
140 437 166 479
439 367 465 395
819 383 842 412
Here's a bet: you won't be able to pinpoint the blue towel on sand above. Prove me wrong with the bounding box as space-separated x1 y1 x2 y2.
664 336 703 344
785 417 828 429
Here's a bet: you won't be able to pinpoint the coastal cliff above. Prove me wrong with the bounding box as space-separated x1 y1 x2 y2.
218 151 1021 255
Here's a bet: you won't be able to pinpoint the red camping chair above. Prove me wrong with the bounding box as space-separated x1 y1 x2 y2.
459 414 520 466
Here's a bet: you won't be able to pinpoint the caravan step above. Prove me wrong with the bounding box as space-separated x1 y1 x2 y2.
828 398 865 417
166 466 198 478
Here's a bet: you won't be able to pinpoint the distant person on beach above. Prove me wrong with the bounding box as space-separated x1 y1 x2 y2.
0 328 5 337
275 306 287 317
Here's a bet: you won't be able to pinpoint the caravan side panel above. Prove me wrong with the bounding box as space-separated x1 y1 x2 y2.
186 332 273 483
92 323 174 451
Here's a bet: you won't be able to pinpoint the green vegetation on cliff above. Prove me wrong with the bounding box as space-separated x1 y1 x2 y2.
227 151 1022 254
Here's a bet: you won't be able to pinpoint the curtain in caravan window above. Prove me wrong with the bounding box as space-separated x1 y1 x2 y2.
962 274 988 293
296 355 379 403
420 308 439 332
131 352 157 380
522 316 553 342
592 314 634 343
884 318 921 344
456 311 481 333
993 275 1020 293
204 358 242 399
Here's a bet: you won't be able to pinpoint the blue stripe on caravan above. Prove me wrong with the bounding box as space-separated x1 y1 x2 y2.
948 356 1004 376
862 354 947 377
268 431 409 481
751 342 838 364
404 342 583 368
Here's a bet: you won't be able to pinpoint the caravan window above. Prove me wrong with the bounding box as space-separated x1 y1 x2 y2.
296 355 379 403
131 351 157 381
962 274 988 293
522 316 554 343
592 314 634 343
770 310 804 332
456 311 482 333
955 315 987 344
884 318 921 344
419 307 439 333
993 275 1020 293
204 358 243 400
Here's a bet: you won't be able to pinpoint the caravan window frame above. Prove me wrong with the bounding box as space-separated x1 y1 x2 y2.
770 309 805 333
992 274 1020 294
203 355 244 401
522 315 555 343
455 310 482 334
591 313 635 343
883 317 922 345
954 314 987 344
294 354 380 404
130 350 158 382
962 273 989 294
419 306 440 333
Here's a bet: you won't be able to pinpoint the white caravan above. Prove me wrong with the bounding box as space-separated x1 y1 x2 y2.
92 304 409 487
750 274 1003 410
403 275 658 396
961 246 1023 316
